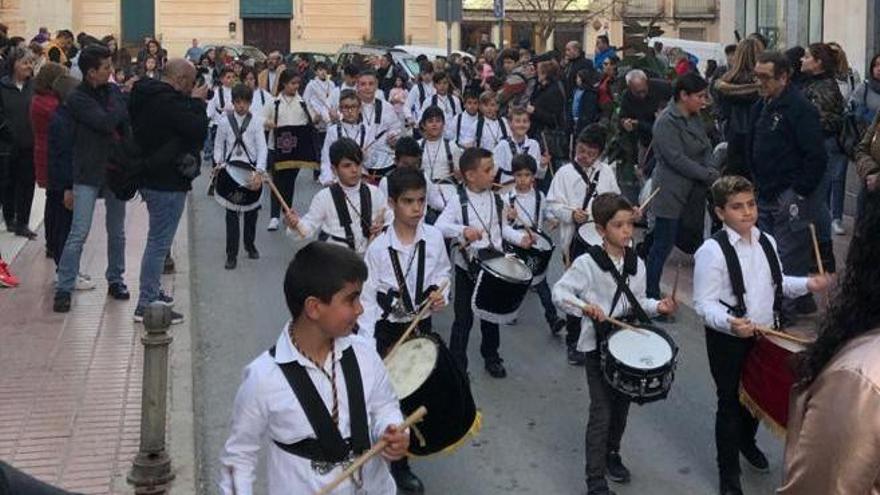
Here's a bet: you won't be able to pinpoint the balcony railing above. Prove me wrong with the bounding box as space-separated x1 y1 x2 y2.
674 0 716 18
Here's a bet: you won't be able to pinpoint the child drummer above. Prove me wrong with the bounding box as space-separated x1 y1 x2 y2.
286 138 391 255
219 242 409 495
552 193 676 495
435 147 532 378
212 83 267 270
693 176 830 495
506 153 565 335
360 167 451 493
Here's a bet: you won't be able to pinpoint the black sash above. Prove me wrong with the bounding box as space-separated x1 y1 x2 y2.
431 94 459 115
476 116 509 148
712 230 783 327
365 99 383 125
215 87 226 115
328 183 372 250
268 345 370 463
385 239 427 315
457 185 503 238
418 83 427 105
456 113 464 146
572 165 601 210
225 112 254 164
508 191 542 229
337 122 366 148
586 245 651 337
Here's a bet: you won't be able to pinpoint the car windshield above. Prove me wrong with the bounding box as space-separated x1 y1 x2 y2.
397 57 420 78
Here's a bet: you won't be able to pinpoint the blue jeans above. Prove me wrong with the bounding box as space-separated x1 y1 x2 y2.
57 184 126 293
646 217 679 300
137 189 187 308
825 137 849 222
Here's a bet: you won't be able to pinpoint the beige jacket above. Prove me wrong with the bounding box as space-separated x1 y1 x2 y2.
778 328 880 495
258 65 286 96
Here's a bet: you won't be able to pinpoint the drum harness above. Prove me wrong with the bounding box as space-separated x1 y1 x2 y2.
508 191 541 231
267 342 369 482
337 121 366 149
430 93 461 118
326 183 372 250
379 237 428 321
585 245 652 341
224 112 256 168
457 185 504 277
712 230 784 329
421 138 455 183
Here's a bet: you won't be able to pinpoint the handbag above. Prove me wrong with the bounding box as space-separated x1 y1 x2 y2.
675 184 709 255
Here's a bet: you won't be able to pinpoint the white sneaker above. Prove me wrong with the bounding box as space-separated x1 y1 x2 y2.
75 274 96 291
832 219 846 236
267 218 280 231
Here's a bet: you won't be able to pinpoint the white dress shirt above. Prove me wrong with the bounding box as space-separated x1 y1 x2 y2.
361 98 402 171
419 93 462 140
304 78 339 131
290 181 392 254
249 88 273 121
218 326 402 495
207 85 235 127
451 111 480 147
553 252 660 352
359 224 452 335
404 82 435 123
693 225 810 336
435 187 527 270
478 117 512 152
263 93 314 150
378 172 442 212
492 136 543 182
213 111 268 172
545 161 620 257
420 138 463 212
319 121 377 186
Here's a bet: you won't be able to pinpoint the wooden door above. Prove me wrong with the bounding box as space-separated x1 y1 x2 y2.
243 18 291 54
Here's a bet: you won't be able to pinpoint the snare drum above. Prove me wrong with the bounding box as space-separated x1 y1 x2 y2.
471 255 533 324
503 231 554 283
600 326 678 404
740 335 807 432
385 334 481 456
214 161 263 212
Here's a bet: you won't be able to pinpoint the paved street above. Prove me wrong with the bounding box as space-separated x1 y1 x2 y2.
189 170 795 495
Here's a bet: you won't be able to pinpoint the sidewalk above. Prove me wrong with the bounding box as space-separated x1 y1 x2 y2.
0 197 195 494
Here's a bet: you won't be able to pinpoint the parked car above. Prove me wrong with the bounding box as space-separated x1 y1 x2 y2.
334 44 420 83
285 51 335 68
394 44 475 63
202 43 268 64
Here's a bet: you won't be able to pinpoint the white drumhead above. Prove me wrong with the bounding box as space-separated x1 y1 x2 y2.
607 329 672 370
385 337 438 399
483 255 532 282
532 233 553 251
226 164 254 187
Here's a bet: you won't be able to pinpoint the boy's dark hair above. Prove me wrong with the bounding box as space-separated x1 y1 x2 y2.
394 136 422 160
314 61 328 71
338 88 359 104
387 167 427 200
757 50 791 78
231 83 253 103
419 62 434 75
77 44 111 75
673 72 708 101
284 241 368 319
460 147 492 175
218 66 236 78
511 153 538 175
358 68 378 80
419 105 445 127
343 64 360 78
724 44 738 56
711 175 755 208
329 137 364 166
432 71 449 84
592 193 632 228
499 48 519 64
56 29 74 40
278 68 302 89
463 89 480 102
577 123 606 151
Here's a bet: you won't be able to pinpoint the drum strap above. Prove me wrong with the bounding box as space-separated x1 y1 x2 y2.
329 183 372 250
418 82 426 105
422 139 455 177
586 245 651 325
457 185 503 240
216 87 225 115
338 123 366 149
712 230 783 327
431 94 459 115
268 345 370 461
225 112 255 165
508 192 541 229
386 240 426 315
572 165 601 210
456 113 464 146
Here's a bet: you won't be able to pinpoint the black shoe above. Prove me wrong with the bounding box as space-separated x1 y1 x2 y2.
549 318 566 336
719 476 743 495
107 283 130 300
225 256 237 270
606 452 631 483
567 347 586 366
740 443 770 473
391 465 425 494
587 477 616 495
133 306 185 324
485 360 507 378
163 255 176 274
156 290 174 306
14 226 37 240
246 247 260 260
53 291 71 313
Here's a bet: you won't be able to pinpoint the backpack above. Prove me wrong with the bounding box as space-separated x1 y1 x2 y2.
838 85 869 159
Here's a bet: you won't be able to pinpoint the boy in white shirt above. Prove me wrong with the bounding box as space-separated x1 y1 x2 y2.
358 69 401 179
546 124 621 365
492 106 543 184
476 90 511 152
304 61 340 181
404 62 435 127
360 167 451 493
435 147 532 378
693 176 830 495
552 193 676 495
206 67 236 163
419 106 463 218
213 84 268 270
319 90 375 186
219 242 409 495
419 71 462 141
285 138 391 255
451 90 481 148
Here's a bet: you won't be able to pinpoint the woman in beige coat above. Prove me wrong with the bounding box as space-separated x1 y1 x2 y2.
778 192 880 495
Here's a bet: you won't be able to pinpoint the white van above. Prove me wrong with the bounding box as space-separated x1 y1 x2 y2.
394 45 475 63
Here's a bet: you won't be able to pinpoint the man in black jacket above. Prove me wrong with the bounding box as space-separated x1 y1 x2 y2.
748 51 827 318
54 44 129 313
129 58 208 323
562 41 595 96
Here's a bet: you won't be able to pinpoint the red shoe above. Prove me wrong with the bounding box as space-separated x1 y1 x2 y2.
0 261 20 287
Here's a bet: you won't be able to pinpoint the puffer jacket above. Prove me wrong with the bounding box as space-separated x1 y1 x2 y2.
801 72 845 136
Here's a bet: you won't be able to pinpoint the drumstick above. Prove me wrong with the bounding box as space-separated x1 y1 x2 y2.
263 174 307 237
755 325 815 345
638 187 661 214
314 406 428 495
565 299 650 335
383 280 450 364
808 223 825 277
366 207 387 246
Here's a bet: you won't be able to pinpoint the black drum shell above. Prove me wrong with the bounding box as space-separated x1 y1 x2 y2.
599 325 679 405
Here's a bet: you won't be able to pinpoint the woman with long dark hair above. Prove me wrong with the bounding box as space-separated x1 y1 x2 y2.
778 190 880 494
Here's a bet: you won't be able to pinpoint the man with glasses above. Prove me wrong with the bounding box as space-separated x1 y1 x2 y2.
748 51 827 321
258 51 285 96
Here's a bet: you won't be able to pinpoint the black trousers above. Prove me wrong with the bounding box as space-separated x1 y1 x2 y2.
584 350 630 480
450 266 501 372
270 167 301 219
46 190 73 267
225 209 258 257
1 148 35 230
705 327 759 482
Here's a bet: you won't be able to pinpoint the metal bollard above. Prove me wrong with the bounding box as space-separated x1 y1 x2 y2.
128 302 176 494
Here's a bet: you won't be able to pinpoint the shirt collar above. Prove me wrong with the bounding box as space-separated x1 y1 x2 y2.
341 181 362 194
723 224 761 246
273 321 353 367
387 223 427 252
